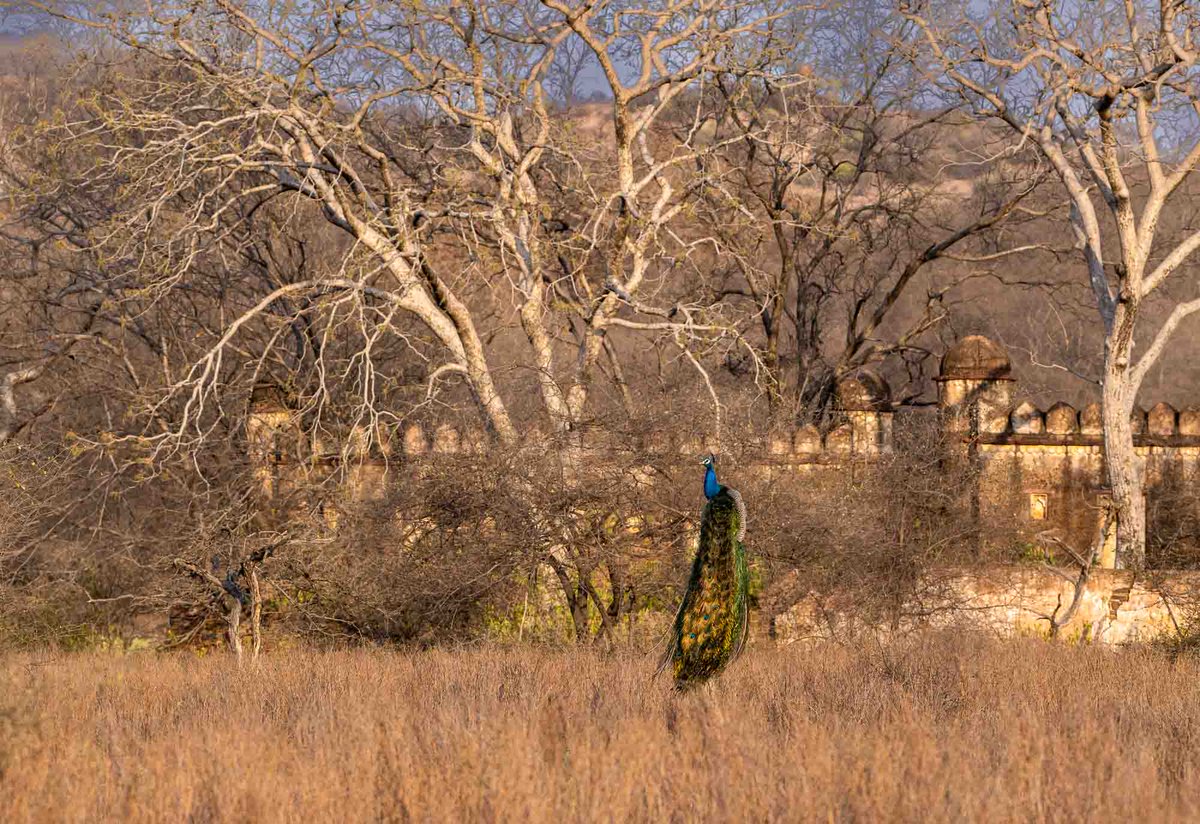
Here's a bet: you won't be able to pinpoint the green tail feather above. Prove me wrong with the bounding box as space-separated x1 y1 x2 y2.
663 487 749 689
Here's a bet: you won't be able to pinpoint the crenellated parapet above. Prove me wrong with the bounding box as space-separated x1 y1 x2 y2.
243 339 1200 470
929 335 1200 449
242 335 1200 567
969 398 1200 447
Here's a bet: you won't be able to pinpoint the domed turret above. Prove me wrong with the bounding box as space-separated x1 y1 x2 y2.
937 335 1015 437
939 335 1013 382
836 369 893 453
247 382 297 499
836 369 892 412
247 383 294 454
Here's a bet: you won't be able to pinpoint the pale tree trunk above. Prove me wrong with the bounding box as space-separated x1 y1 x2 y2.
249 567 263 661
174 558 247 660
0 365 45 445
1102 351 1146 569
226 595 243 661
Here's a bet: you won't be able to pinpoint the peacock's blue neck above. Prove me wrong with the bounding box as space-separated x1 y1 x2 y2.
703 464 721 499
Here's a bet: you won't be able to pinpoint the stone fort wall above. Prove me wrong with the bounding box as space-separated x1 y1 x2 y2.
245 335 1200 568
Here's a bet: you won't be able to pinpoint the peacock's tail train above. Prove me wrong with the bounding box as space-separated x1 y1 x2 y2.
664 486 749 690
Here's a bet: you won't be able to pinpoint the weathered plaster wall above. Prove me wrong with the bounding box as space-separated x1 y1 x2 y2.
773 566 1200 646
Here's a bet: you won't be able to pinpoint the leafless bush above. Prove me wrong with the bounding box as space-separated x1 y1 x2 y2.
1148 470 1200 570
255 437 698 646
0 444 83 645
755 412 1018 630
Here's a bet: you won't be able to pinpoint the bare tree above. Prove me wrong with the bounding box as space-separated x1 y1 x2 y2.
172 530 287 659
662 2 1058 421
0 39 113 447
8 0 806 638
23 0 784 463
907 0 1200 567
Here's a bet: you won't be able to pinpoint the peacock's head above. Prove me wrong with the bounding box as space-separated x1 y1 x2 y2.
700 454 716 468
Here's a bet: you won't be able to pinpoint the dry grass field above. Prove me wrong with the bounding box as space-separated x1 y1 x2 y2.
2 634 1199 823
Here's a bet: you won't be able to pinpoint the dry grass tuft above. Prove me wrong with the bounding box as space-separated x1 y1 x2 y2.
3 634 1200 822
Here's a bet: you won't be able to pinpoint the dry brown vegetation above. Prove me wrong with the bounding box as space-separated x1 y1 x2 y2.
3 634 1199 823
6 3 1200 642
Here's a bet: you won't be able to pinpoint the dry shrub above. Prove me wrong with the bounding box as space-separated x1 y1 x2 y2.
1148 472 1200 569
269 444 697 645
63 421 1029 649
0 445 90 646
0 416 1032 651
756 413 1020 627
271 454 537 643
3 634 1200 822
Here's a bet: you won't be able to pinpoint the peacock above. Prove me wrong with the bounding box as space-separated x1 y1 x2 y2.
662 454 750 689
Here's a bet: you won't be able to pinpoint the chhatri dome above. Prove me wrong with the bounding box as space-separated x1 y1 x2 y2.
938 335 1013 381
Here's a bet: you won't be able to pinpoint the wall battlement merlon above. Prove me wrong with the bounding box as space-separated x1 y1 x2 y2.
975 433 1200 449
